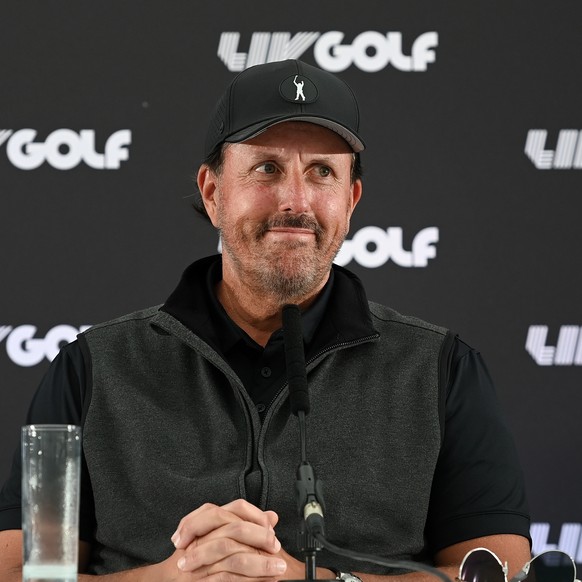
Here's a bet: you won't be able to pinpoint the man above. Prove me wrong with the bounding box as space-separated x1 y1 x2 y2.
0 60 531 581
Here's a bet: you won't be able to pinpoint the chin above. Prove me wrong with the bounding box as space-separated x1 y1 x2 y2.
257 262 329 302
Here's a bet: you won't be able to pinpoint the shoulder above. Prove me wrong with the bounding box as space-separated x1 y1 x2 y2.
368 301 449 338
78 306 165 356
81 306 162 335
79 306 162 341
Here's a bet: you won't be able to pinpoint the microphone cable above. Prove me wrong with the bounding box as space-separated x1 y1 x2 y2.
282 304 452 582
312 531 452 582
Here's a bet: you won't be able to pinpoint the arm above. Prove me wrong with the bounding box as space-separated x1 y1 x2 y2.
279 344 532 582
0 528 532 582
434 534 531 579
0 343 92 581
1 500 288 582
171 502 530 582
0 530 161 582
0 530 21 582
0 531 96 582
277 533 530 582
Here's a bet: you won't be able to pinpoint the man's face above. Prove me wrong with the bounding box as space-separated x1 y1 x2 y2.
199 121 362 302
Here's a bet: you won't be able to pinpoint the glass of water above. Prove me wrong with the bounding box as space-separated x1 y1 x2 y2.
21 425 81 582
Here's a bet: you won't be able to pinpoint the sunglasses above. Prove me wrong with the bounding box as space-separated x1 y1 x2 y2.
458 548 579 582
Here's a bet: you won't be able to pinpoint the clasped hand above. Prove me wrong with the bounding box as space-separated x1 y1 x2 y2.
164 499 297 582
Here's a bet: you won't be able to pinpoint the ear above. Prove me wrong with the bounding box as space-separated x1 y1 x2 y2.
197 164 220 227
350 178 363 213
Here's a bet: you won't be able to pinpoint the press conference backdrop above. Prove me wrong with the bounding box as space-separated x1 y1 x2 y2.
1 0 580 562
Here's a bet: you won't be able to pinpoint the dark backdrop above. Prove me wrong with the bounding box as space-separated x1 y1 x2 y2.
1 0 580 562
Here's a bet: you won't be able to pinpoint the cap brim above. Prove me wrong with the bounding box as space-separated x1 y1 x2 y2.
225 116 365 153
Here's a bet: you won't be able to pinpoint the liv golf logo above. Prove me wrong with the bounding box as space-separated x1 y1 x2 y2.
0 129 131 170
526 325 582 366
217 226 439 268
335 226 438 268
525 129 582 169
531 522 582 563
218 31 438 72
0 324 91 367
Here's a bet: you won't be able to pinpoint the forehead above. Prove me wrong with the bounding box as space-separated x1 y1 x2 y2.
227 121 354 159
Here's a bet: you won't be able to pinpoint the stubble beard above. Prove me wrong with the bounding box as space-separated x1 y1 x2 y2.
220 213 346 304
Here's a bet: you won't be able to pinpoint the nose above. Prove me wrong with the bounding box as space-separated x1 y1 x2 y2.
278 172 311 214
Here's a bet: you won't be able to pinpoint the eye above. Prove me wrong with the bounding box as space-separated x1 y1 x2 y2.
316 165 332 177
255 162 278 174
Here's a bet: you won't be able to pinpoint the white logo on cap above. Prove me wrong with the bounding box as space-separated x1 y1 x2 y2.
293 75 306 101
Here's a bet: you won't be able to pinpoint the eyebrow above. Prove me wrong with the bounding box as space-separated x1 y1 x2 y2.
245 151 348 165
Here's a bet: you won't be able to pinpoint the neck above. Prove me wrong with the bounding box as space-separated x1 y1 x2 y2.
217 269 328 347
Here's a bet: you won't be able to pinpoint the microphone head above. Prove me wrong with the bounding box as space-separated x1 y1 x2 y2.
282 305 310 415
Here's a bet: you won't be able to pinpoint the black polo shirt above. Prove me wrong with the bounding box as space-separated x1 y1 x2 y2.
0 257 531 552
160 258 333 419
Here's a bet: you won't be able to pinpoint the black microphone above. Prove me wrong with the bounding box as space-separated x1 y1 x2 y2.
282 304 328 581
282 304 310 416
281 304 452 582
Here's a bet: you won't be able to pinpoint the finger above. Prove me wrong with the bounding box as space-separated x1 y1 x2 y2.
221 499 277 530
172 500 277 550
172 503 241 549
177 537 250 572
177 537 281 572
221 551 288 578
194 520 281 555
202 573 281 582
180 549 288 579
264 510 279 529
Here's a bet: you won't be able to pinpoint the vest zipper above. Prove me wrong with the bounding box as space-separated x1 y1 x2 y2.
263 333 380 418
255 332 380 509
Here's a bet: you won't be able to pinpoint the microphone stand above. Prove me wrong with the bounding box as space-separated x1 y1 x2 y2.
281 304 451 582
282 305 335 582
293 411 330 581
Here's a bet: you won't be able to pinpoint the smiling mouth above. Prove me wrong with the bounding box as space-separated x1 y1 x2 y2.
268 227 316 235
257 214 323 241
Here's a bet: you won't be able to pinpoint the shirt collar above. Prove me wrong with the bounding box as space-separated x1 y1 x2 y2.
206 259 334 354
160 254 377 360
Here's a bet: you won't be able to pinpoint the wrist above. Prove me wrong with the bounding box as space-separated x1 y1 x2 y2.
329 568 364 582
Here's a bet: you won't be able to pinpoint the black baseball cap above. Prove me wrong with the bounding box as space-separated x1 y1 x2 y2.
204 59 365 158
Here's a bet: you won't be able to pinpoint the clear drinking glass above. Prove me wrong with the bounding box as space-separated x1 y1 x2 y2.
21 425 81 582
